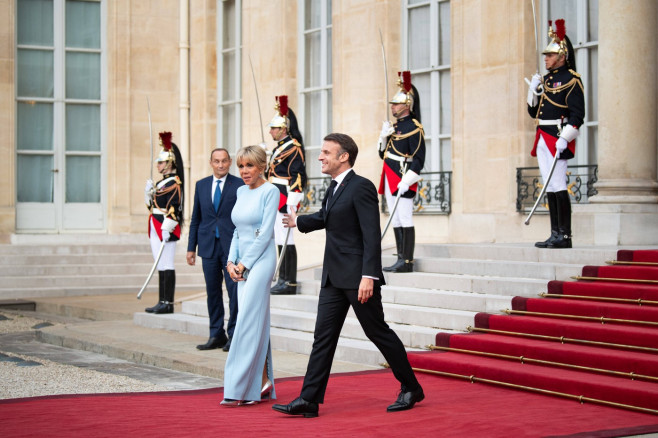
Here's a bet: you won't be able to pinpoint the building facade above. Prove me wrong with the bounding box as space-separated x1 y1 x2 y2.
0 0 656 264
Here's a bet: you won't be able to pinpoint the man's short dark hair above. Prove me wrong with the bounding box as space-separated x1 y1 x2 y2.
210 147 231 160
323 133 358 167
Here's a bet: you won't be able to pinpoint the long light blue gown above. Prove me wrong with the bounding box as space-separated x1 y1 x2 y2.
223 181 279 402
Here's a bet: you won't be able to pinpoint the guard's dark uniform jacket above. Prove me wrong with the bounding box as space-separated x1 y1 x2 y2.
147 174 183 241
267 135 307 212
528 64 585 160
378 115 426 199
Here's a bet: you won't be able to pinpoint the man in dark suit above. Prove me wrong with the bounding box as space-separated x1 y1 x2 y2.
272 133 424 417
187 148 243 351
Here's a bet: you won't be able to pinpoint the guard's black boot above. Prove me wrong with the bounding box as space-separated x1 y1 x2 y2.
383 227 405 272
548 190 572 249
270 246 287 293
535 192 559 248
154 270 175 314
390 227 415 273
272 246 298 295
145 271 165 313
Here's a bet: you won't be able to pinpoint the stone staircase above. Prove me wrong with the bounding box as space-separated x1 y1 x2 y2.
135 243 622 368
0 235 205 299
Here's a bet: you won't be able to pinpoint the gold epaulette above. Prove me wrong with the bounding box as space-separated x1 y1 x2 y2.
569 69 581 78
292 139 302 148
174 175 182 185
412 118 424 130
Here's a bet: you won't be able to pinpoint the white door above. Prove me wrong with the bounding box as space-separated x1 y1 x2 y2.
15 0 105 232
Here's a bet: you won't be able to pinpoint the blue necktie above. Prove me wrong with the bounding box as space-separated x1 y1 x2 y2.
214 180 222 237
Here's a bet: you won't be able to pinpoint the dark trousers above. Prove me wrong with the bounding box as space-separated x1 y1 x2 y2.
201 238 238 339
300 279 419 403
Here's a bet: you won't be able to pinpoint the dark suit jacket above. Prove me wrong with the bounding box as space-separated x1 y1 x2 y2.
297 170 385 290
187 173 243 258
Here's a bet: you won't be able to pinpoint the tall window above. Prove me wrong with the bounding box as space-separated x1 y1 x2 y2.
403 0 451 172
16 0 105 232
299 0 332 178
16 0 103 204
545 0 598 166
217 0 241 154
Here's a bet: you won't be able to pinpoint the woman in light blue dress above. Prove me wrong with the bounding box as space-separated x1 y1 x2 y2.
222 145 279 406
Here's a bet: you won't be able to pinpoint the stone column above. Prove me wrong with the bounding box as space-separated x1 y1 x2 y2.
593 0 658 204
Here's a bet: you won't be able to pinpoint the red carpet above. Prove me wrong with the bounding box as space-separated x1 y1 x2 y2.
408 249 658 418
2 370 658 438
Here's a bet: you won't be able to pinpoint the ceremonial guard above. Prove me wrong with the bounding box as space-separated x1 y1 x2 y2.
378 71 425 273
144 132 185 313
527 19 585 249
267 96 307 294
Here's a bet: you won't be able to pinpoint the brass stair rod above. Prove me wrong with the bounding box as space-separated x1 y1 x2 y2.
428 345 658 383
539 292 658 307
467 326 658 353
571 275 658 284
409 366 658 416
606 260 658 267
503 308 658 327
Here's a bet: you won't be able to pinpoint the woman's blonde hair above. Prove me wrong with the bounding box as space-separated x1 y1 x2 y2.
235 145 267 172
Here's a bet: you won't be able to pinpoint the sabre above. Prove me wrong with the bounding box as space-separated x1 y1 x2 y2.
528 0 544 95
379 28 390 122
147 97 154 182
524 152 559 225
248 55 266 143
137 237 167 299
273 227 291 281
381 192 402 240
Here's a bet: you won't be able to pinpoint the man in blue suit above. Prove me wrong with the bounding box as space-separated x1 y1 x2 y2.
187 148 243 351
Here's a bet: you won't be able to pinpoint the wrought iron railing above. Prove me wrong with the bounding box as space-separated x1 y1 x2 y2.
516 164 598 213
299 177 331 213
299 171 452 215
382 171 452 215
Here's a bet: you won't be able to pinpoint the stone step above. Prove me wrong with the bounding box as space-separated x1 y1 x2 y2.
0 262 202 280
269 327 425 368
0 243 150 255
412 243 621 265
0 253 160 266
153 296 472 347
383 271 548 297
0 272 204 289
0 282 206 300
407 257 583 281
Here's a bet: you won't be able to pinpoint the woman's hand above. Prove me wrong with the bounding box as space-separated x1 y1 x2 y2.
228 261 246 282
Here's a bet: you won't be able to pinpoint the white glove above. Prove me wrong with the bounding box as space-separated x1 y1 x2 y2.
161 217 177 233
555 137 568 158
397 182 409 196
286 191 304 207
530 73 542 91
258 142 267 150
379 121 394 138
144 179 154 205
161 230 170 242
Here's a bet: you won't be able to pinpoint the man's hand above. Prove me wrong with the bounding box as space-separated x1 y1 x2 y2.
283 210 297 228
530 73 542 91
556 137 568 158
358 277 374 304
186 251 196 266
397 182 409 196
379 120 394 138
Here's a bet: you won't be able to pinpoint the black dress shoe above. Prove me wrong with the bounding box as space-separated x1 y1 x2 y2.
272 397 319 418
387 386 424 412
196 334 228 351
222 337 232 352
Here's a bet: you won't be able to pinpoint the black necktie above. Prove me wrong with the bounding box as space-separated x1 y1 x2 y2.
326 180 337 205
